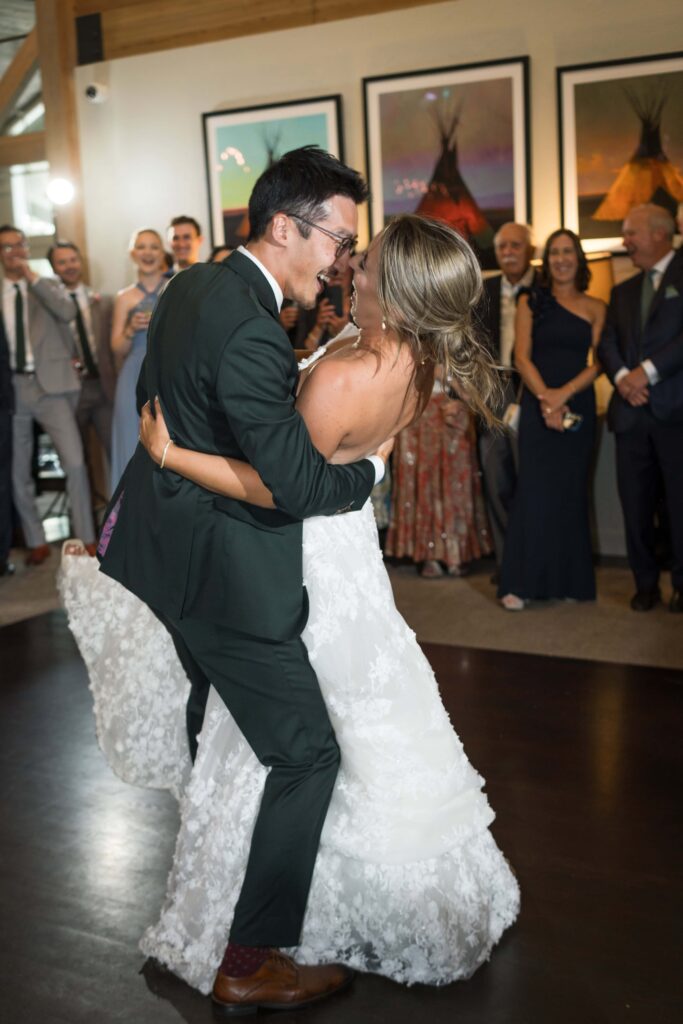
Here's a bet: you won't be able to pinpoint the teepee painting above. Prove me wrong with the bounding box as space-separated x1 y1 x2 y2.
416 102 494 251
592 88 683 220
364 60 529 269
203 97 342 249
559 54 683 251
234 127 284 243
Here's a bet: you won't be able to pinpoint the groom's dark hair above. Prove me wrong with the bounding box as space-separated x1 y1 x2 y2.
247 146 368 241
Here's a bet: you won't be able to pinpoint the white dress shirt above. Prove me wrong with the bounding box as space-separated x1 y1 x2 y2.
2 276 34 371
499 266 535 368
615 248 676 387
237 246 284 311
69 282 97 366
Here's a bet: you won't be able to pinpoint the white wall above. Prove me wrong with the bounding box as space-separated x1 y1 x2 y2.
74 0 681 292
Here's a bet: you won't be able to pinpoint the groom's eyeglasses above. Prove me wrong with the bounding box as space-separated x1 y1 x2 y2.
289 214 357 260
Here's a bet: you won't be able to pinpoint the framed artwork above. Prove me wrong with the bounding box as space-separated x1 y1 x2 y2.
363 58 530 269
203 95 344 248
558 52 683 252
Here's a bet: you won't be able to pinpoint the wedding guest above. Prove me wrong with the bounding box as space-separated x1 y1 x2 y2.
109 229 166 489
280 264 352 350
0 224 96 562
597 204 683 613
167 216 203 274
209 245 233 263
296 263 353 351
498 230 605 609
48 241 116 467
477 222 537 574
385 383 491 578
278 299 301 342
0 313 12 576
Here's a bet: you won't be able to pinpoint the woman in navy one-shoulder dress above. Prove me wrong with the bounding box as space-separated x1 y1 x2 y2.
110 228 166 490
498 230 606 609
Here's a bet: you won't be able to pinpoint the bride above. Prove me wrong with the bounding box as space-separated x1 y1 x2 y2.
60 214 519 996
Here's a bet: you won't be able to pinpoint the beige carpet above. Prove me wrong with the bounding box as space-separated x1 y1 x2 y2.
389 563 683 670
1 545 682 670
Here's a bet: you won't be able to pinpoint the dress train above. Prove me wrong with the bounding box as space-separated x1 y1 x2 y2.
59 501 519 993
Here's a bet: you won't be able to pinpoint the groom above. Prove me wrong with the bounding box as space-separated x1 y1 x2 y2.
99 147 384 1013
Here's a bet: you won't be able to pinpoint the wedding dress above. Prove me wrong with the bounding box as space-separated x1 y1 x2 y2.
58 344 519 993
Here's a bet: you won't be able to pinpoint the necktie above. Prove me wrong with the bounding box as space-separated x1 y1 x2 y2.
639 269 656 332
14 284 26 373
70 292 98 378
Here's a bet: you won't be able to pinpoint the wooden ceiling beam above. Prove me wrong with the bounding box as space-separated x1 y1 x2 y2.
35 0 87 257
0 131 46 168
72 0 445 61
0 28 39 125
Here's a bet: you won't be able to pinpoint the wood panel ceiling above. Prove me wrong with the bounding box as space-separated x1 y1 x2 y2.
0 0 35 78
72 0 446 62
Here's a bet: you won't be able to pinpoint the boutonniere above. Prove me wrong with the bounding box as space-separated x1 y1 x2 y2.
92 293 101 303
664 284 679 299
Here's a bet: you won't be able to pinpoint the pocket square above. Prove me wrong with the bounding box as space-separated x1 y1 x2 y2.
664 285 679 299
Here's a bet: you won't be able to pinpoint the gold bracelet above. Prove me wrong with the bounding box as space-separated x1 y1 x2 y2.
160 439 174 470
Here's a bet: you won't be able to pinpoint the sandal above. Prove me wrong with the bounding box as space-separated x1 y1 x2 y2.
61 538 87 557
501 593 525 611
420 560 444 579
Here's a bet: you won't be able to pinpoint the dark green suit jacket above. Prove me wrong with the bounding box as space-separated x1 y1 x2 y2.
100 251 375 640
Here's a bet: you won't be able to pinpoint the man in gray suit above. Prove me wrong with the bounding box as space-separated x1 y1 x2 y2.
48 241 116 467
0 225 96 563
0 313 13 576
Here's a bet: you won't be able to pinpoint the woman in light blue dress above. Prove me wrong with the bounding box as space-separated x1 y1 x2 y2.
109 228 166 490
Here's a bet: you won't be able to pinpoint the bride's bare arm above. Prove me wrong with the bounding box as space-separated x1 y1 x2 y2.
140 362 378 509
140 399 275 507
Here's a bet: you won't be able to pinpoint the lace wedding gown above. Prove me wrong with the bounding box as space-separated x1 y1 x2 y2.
60 496 519 994
59 339 519 993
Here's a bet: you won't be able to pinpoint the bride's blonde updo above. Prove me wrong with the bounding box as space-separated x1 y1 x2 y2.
377 214 501 426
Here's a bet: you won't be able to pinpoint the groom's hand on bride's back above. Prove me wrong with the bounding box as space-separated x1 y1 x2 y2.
374 437 395 464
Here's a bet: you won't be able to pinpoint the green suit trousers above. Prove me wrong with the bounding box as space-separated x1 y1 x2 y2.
161 609 340 948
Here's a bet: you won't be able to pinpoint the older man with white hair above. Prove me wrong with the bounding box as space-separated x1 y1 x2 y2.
477 222 537 573
598 203 683 613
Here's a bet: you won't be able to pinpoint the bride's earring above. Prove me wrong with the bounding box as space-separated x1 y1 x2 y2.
381 320 387 332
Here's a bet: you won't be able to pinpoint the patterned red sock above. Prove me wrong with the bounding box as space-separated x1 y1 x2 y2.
220 942 270 978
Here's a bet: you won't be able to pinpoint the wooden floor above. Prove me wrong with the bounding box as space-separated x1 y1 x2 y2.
1 611 681 1024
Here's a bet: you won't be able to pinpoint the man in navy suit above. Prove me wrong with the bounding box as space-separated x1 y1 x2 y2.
598 204 683 612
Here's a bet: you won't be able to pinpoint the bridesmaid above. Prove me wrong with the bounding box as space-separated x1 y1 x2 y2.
498 230 606 609
109 228 166 489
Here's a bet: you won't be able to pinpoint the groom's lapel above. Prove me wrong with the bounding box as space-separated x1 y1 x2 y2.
225 250 280 321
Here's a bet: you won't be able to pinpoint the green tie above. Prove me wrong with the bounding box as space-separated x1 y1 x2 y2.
70 293 98 378
14 284 26 372
640 269 656 331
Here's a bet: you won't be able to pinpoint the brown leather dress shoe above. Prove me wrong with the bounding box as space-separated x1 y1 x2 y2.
212 950 353 1017
25 544 51 566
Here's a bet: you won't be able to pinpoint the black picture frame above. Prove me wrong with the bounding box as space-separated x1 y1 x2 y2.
202 95 344 248
557 51 683 252
363 57 531 268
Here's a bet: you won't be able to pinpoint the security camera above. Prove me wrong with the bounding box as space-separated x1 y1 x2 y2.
85 83 109 104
